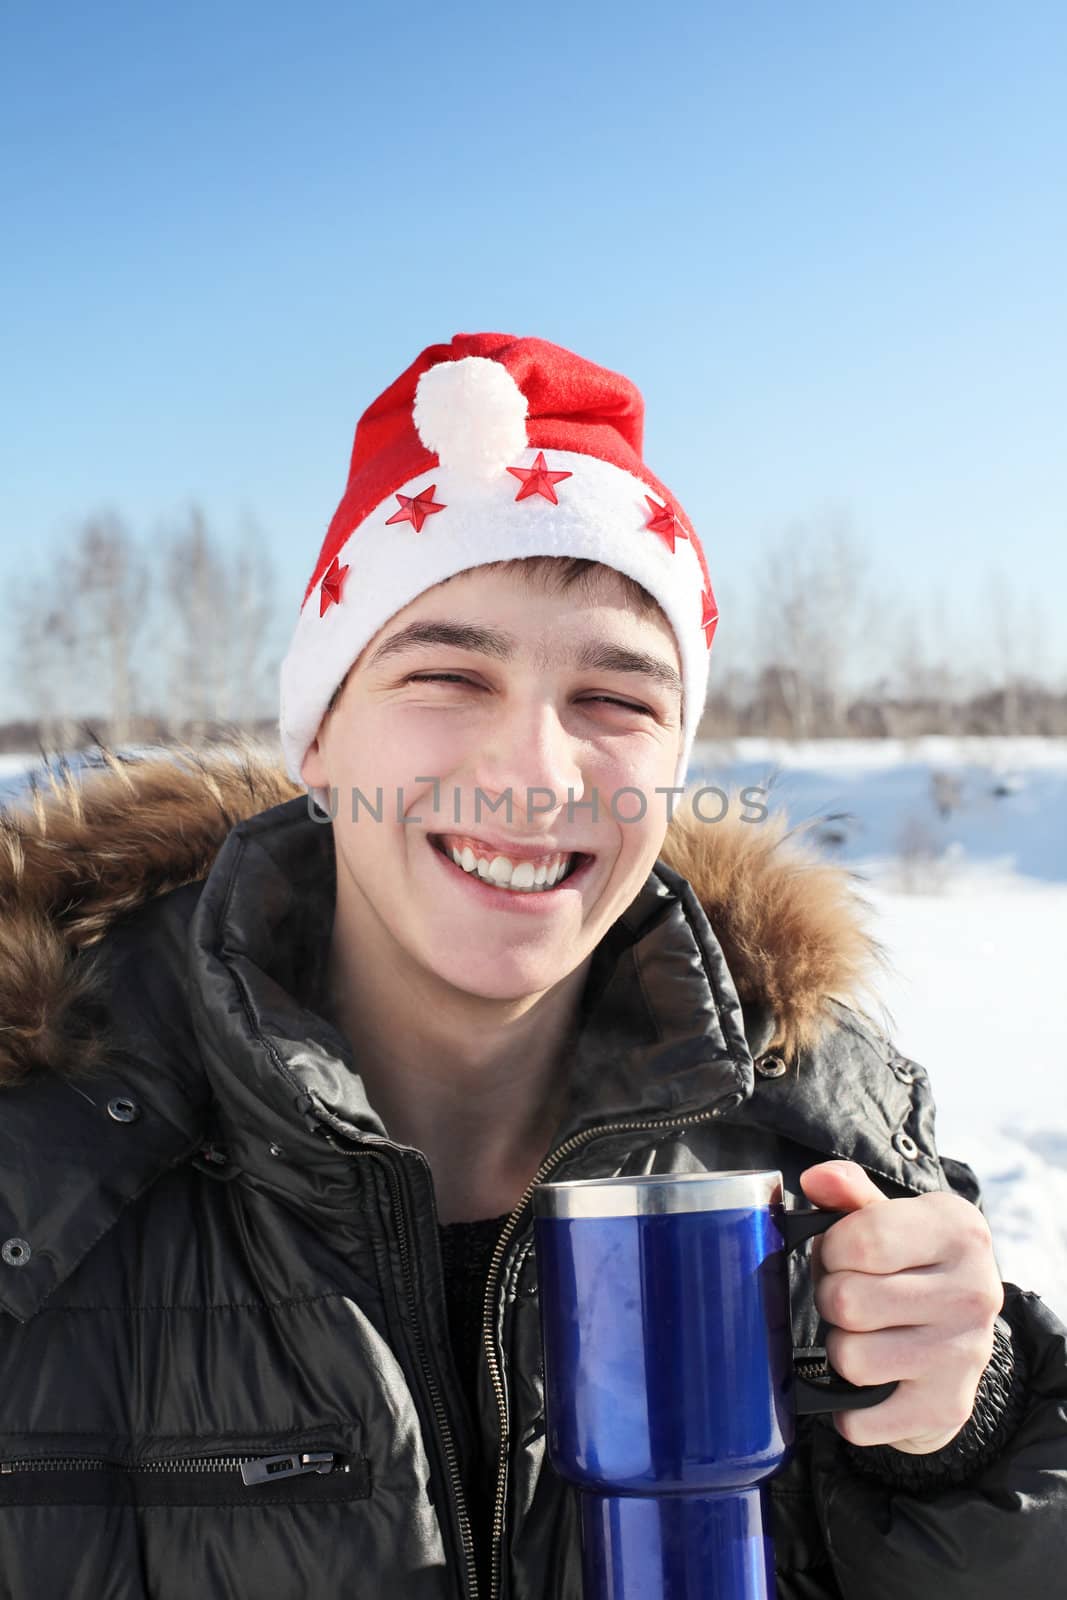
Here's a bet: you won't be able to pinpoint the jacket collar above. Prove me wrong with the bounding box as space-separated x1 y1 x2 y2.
184 794 756 1191
186 795 942 1201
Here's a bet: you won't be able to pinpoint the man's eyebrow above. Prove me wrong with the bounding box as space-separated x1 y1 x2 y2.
366 621 683 698
367 621 514 667
572 641 683 698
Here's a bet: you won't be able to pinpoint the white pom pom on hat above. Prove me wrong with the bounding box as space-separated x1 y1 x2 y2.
412 354 530 482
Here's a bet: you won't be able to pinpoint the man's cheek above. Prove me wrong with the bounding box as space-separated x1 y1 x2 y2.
595 761 678 831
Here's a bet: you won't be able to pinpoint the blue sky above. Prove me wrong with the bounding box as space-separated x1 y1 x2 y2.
2 1 1065 717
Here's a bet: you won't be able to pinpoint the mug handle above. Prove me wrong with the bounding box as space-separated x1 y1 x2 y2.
780 1206 900 1416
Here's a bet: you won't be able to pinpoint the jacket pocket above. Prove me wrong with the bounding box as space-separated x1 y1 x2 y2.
0 1423 371 1507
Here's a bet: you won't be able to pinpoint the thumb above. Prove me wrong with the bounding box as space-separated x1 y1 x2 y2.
799 1159 887 1214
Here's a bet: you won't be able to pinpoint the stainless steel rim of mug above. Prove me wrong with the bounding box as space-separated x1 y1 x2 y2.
531 1169 785 1219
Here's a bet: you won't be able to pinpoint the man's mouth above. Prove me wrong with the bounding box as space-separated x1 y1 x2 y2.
428 833 591 894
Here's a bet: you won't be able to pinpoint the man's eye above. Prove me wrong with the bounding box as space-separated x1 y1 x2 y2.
581 696 653 715
406 673 472 685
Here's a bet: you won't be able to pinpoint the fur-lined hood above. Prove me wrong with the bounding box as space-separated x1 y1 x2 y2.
0 740 889 1088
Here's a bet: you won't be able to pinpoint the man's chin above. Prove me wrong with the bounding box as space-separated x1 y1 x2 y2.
416 954 573 1006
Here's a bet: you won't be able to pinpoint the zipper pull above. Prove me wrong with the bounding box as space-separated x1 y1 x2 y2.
240 1451 339 1486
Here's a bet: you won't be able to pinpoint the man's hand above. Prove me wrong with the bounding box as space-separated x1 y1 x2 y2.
799 1159 1004 1454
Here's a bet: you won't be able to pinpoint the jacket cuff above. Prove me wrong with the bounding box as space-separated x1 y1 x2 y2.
834 1315 1028 1493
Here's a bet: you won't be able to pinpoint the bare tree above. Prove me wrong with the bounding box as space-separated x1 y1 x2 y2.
6 571 83 750
753 509 877 736
980 567 1057 736
984 566 1022 736
70 511 149 745
162 504 230 737
158 504 282 735
225 513 278 724
884 587 962 737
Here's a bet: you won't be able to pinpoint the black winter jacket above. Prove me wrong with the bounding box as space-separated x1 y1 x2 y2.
0 747 1064 1600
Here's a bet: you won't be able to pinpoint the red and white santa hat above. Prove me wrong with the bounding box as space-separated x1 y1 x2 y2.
279 331 718 807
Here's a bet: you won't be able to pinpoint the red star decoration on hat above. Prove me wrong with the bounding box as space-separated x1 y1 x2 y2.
386 484 447 532
319 555 349 617
644 495 689 554
507 451 573 504
700 586 718 648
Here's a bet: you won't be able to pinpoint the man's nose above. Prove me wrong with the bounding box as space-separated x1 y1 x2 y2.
472 700 586 825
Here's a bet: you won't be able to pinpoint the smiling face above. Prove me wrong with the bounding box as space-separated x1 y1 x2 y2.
301 561 685 1006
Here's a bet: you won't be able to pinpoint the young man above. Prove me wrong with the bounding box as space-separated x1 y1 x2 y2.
0 331 1064 1600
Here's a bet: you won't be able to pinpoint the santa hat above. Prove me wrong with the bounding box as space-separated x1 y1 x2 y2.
279 332 718 811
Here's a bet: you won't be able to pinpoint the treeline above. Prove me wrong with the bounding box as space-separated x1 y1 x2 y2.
697 671 1067 740
697 515 1065 739
3 507 1064 754
4 505 283 752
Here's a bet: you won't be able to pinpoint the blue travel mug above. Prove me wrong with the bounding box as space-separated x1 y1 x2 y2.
532 1169 898 1600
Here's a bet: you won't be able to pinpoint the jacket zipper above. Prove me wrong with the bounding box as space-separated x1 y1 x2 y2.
480 1103 730 1600
321 1138 480 1600
793 1352 831 1380
0 1450 343 1483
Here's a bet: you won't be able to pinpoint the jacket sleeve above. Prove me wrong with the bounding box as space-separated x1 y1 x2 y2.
807 1155 1067 1597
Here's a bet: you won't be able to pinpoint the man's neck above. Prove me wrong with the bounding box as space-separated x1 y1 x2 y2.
322 894 592 1225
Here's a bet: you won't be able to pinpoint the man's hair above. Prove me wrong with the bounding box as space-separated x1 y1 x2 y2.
324 556 668 716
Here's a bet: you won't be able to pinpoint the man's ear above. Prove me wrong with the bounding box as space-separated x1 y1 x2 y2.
301 730 327 789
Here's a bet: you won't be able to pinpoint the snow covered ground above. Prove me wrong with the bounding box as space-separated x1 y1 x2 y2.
690 737 1067 1316
3 736 1066 1316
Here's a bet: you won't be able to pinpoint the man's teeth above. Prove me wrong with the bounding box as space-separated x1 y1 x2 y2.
442 841 576 892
